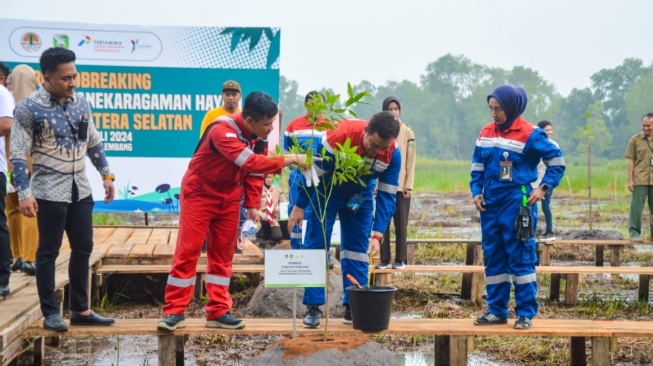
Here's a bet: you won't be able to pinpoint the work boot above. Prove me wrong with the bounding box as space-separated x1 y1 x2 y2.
157 314 186 331
303 306 322 328
206 312 245 329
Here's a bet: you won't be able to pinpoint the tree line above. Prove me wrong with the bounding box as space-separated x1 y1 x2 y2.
279 54 653 160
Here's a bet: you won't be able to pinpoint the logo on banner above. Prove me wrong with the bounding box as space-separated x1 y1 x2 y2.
53 34 69 49
130 37 153 54
78 35 92 47
20 32 42 52
91 38 125 53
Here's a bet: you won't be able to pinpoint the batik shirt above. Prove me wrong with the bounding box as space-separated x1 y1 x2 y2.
11 87 111 202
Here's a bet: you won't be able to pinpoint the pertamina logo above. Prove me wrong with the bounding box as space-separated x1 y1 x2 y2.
53 34 69 49
90 37 125 53
20 32 42 52
78 35 92 46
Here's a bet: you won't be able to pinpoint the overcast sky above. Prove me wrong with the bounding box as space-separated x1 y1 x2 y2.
2 0 651 97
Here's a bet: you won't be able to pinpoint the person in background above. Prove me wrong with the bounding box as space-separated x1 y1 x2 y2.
158 92 309 332
470 85 564 330
626 113 653 242
531 120 559 241
255 174 284 245
0 62 13 297
377 97 416 270
11 48 116 331
199 80 242 138
288 112 401 329
6 65 39 276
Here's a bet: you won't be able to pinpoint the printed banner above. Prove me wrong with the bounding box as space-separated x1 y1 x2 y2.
1 19 281 212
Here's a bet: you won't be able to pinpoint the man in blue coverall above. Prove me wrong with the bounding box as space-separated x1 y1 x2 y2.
470 85 565 330
288 111 401 328
284 91 326 250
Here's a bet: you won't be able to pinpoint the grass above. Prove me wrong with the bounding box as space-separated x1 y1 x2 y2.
412 156 630 199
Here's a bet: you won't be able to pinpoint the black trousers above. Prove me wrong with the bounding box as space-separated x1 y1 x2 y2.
381 193 411 263
36 195 94 317
0 172 10 287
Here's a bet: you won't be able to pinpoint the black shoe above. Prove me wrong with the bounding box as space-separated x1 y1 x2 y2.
11 258 23 272
22 262 36 276
392 261 406 269
0 285 9 297
514 316 532 329
343 305 352 325
474 312 508 326
329 262 334 270
206 312 246 329
157 314 186 331
235 248 243 254
70 311 115 326
303 306 322 328
44 314 68 332
375 261 392 269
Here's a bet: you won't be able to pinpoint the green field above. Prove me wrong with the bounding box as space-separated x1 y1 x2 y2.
413 156 630 199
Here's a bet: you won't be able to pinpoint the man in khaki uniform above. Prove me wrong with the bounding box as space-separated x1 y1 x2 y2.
378 97 416 269
626 113 653 242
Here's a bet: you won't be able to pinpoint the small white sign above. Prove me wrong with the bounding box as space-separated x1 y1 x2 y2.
264 250 327 288
279 202 289 220
302 220 341 245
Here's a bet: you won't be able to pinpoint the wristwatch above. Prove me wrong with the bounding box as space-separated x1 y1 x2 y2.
540 184 550 192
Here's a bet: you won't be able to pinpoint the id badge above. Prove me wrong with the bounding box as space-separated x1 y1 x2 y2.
346 194 365 213
500 161 513 182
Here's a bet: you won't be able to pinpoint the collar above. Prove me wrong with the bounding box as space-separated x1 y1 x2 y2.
39 85 76 104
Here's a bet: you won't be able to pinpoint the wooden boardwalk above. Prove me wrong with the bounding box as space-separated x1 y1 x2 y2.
0 226 262 366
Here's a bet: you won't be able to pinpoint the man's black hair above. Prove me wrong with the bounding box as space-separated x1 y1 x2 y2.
0 62 9 78
242 92 278 121
367 111 400 139
537 120 552 129
40 47 76 75
304 90 325 103
643 113 653 120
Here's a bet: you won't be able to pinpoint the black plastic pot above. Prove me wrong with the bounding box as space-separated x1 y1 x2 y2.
346 286 397 331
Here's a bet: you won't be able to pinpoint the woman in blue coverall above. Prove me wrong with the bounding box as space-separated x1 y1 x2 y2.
469 85 565 330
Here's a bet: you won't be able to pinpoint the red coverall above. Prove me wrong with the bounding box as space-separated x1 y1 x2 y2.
162 114 285 319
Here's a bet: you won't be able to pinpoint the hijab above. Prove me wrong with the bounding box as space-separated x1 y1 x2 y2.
487 85 528 132
11 64 37 103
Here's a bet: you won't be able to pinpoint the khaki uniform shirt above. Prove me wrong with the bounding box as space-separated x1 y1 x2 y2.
396 122 416 192
625 133 653 186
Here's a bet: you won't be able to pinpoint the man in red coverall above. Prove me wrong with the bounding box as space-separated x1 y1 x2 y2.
158 92 308 331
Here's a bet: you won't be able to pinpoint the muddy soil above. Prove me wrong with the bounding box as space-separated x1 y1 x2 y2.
17 193 651 366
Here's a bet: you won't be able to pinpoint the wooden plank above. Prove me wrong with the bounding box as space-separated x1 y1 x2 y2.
0 302 42 350
0 335 28 366
93 227 117 244
545 239 653 246
22 318 620 338
106 245 133 258
128 244 156 257
434 336 450 366
124 228 153 246
565 274 579 306
94 264 653 276
450 335 467 366
595 321 653 337
596 245 604 267
153 244 176 257
104 228 136 244
147 229 171 245
610 246 620 267
570 337 586 366
168 229 178 247
158 334 176 366
591 337 610 366
639 275 650 302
